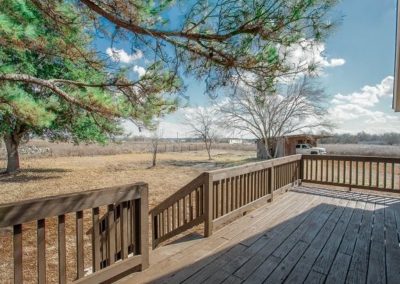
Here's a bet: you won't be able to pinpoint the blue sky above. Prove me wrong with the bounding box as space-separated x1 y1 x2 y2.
103 0 400 137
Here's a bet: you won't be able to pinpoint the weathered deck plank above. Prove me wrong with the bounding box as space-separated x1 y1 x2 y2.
117 186 400 284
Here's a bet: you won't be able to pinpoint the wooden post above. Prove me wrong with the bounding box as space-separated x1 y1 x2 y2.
204 172 214 237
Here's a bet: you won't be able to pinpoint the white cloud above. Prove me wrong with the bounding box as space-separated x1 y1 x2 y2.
327 76 400 134
133 65 146 77
281 39 346 77
331 76 393 107
323 58 346 67
106 47 143 63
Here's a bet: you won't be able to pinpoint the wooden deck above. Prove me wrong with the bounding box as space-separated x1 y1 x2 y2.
119 186 400 284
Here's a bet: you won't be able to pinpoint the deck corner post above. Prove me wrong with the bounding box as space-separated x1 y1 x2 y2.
204 172 213 237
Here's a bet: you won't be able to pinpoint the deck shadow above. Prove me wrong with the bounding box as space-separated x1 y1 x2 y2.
0 168 70 183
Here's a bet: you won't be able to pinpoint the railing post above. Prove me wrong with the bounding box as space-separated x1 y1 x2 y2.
139 185 149 270
204 172 214 237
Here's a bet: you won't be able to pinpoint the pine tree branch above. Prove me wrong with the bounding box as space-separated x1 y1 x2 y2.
0 73 120 117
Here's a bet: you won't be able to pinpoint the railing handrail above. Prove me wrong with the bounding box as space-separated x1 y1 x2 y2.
208 155 302 180
0 182 147 228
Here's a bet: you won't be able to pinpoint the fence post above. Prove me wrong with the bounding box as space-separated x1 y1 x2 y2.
139 185 149 270
204 172 214 237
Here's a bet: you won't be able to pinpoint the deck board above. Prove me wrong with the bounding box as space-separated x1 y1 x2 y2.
118 186 400 284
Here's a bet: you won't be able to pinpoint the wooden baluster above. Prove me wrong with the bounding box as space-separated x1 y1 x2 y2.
384 162 387 189
325 159 329 183
213 182 218 218
221 179 226 216
196 188 200 218
183 195 187 223
189 192 194 221
362 161 366 187
343 160 346 184
261 169 265 196
271 166 275 201
121 202 129 260
337 160 341 183
376 162 380 188
167 207 170 233
177 199 181 227
227 178 232 213
13 224 23 284
107 205 115 265
37 219 46 284
238 175 243 207
246 173 250 204
319 160 323 181
253 171 256 200
391 163 395 190
115 205 121 261
199 186 203 216
152 215 158 250
92 208 101 272
349 160 352 188
252 172 255 201
76 211 84 277
230 177 235 210
355 161 359 186
58 215 67 284
213 183 217 219
134 199 141 256
369 161 373 187
158 212 162 239
314 160 318 182
131 201 136 252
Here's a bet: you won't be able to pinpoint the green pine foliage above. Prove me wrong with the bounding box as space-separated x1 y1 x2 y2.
0 0 180 146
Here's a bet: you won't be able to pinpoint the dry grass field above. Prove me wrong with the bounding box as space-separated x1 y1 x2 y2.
0 148 256 283
321 143 400 157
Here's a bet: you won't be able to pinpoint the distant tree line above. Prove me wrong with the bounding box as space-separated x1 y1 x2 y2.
320 132 400 145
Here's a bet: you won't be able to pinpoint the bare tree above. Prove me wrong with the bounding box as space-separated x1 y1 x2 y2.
185 108 218 160
220 77 332 159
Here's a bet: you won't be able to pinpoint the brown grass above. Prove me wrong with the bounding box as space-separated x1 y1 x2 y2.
321 143 400 157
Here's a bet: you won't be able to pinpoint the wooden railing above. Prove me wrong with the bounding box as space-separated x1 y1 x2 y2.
207 155 301 233
151 155 302 247
0 183 149 283
302 155 400 193
151 174 205 249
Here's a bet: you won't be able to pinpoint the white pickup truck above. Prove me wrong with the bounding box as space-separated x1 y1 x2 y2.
295 144 327 155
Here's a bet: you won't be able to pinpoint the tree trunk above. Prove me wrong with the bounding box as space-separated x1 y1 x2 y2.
205 139 212 160
152 143 158 167
256 139 270 160
4 134 21 174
